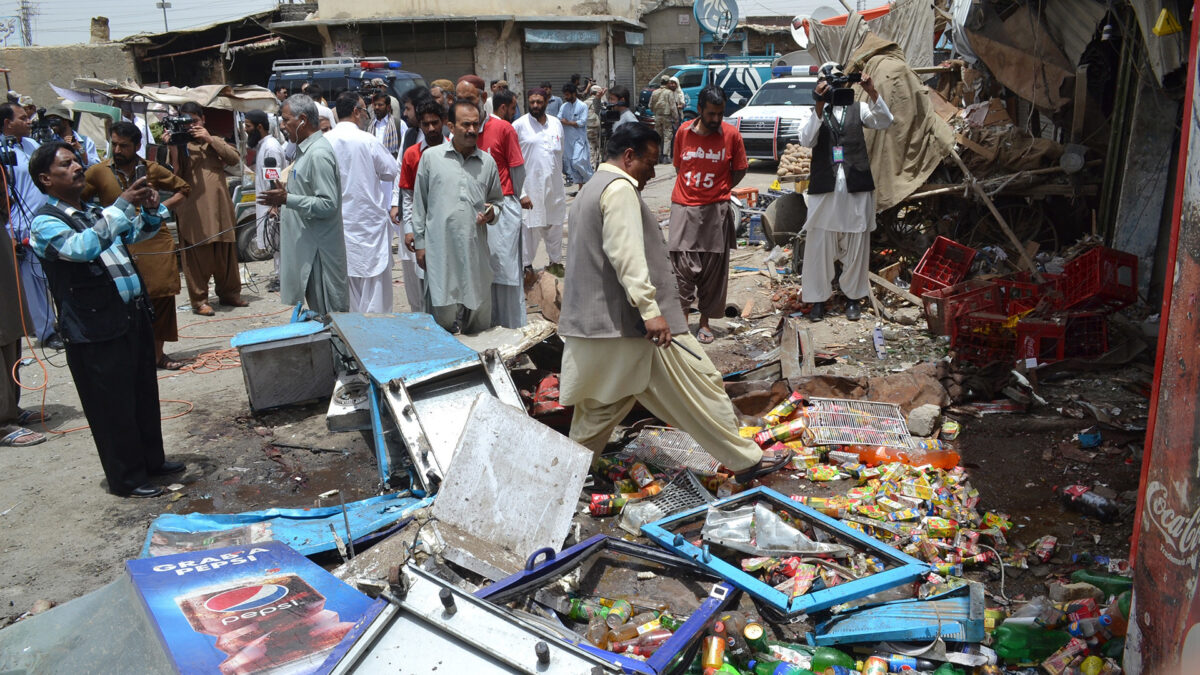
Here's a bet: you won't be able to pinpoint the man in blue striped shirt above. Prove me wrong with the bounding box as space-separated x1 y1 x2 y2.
27 142 184 498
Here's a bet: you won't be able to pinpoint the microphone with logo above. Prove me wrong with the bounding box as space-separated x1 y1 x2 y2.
260 156 282 253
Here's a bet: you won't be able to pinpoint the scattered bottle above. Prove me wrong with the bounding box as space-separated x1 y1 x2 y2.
746 660 816 675
604 599 632 629
1070 570 1133 599
993 622 1072 663
701 634 726 671
1059 485 1119 522
809 646 855 673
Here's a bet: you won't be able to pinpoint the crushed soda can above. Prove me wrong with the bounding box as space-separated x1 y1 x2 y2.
941 419 961 440
1033 535 1058 563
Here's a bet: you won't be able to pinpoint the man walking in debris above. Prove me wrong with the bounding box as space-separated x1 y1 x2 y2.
798 63 893 322
326 92 400 313
513 88 566 279
258 94 349 316
83 121 192 371
412 100 501 334
456 75 527 328
669 86 748 345
558 124 788 481
559 83 593 190
244 110 286 291
169 102 245 316
28 142 185 497
392 98 449 313
649 75 679 163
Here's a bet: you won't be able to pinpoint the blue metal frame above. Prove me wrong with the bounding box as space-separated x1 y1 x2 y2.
640 486 932 617
475 534 739 675
367 381 391 488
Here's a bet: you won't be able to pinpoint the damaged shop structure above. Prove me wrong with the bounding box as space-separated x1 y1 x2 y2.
1 0 1198 673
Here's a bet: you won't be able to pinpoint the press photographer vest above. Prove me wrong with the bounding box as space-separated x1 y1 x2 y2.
808 104 874 195
35 203 148 345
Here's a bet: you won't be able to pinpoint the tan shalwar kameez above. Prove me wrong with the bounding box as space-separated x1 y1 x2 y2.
172 137 241 306
559 164 761 472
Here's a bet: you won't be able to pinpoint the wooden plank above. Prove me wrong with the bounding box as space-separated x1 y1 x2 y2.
955 132 998 162
780 318 802 380
798 325 817 376
948 148 1043 280
869 272 921 306
740 298 757 319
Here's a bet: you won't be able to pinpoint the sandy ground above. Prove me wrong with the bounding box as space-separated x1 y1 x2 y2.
0 161 1147 624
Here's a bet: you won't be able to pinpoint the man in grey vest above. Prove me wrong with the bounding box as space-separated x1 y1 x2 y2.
798 62 893 322
558 124 790 483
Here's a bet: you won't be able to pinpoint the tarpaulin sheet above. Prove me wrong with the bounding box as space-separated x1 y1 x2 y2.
807 0 935 70
140 492 432 558
964 4 1076 111
849 33 956 211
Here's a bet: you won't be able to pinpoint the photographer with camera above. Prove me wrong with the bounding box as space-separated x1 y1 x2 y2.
43 105 99 167
797 62 893 323
165 101 245 316
27 142 184 497
1 102 61 351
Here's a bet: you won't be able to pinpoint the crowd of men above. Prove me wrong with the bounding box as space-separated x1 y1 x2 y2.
2 65 886 498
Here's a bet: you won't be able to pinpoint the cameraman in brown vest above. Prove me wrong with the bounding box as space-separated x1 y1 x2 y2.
558 123 790 484
799 62 893 322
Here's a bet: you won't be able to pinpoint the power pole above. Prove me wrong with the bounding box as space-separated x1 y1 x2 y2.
156 1 171 32
16 0 35 46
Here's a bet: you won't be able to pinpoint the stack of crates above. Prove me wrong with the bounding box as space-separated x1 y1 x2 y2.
914 244 1136 366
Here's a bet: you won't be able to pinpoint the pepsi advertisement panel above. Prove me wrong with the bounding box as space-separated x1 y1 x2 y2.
126 540 384 675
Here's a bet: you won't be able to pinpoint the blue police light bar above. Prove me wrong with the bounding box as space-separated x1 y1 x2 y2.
772 65 821 78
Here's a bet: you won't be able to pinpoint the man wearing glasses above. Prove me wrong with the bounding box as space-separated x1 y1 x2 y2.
324 91 400 313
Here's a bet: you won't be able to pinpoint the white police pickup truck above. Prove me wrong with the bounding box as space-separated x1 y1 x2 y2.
728 75 818 162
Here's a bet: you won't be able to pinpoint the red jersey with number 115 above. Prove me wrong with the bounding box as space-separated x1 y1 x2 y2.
670 120 748 206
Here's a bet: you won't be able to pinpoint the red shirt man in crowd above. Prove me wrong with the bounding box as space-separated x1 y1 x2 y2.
668 85 748 344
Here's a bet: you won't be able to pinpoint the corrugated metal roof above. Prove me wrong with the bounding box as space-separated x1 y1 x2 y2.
1043 0 1107 65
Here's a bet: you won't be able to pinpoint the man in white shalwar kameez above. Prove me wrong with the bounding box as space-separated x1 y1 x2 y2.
513 88 567 277
325 92 400 313
798 64 893 322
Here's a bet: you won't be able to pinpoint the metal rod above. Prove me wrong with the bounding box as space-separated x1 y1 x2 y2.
669 338 704 360
339 490 356 559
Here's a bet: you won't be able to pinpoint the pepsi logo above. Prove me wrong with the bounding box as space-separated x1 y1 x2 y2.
204 584 290 613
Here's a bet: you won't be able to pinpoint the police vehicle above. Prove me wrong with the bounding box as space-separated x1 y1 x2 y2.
727 69 819 162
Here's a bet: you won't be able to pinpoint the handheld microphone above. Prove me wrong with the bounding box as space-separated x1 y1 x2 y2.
262 156 280 190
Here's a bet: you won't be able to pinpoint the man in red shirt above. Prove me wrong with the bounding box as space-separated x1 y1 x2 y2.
456 74 529 328
669 85 748 344
390 97 448 313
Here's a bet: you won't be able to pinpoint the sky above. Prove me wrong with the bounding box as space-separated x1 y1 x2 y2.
0 0 278 47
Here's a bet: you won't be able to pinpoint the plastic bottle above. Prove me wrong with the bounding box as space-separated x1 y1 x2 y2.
747 660 816 675
1080 655 1105 675
843 445 960 470
1059 485 1119 522
606 612 660 641
859 656 887 675
867 654 938 672
630 462 655 487
1002 596 1052 626
605 599 632 628
1101 591 1131 636
701 634 726 670
809 646 855 673
718 612 753 667
567 598 609 622
931 665 965 675
585 615 610 647
993 622 1072 663
1070 570 1133 599
610 627 673 654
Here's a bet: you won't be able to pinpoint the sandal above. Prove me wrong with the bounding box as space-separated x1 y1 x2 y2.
157 355 187 371
732 448 794 485
192 303 215 316
697 327 715 344
1 426 46 447
16 409 51 425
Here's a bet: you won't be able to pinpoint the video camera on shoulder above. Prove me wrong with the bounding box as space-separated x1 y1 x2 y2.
30 108 55 145
162 114 195 145
814 63 862 108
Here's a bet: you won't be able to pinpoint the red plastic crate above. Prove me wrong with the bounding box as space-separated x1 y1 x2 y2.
953 312 1017 365
1062 247 1138 311
911 237 978 297
922 279 1001 336
1016 316 1067 363
1064 312 1109 359
994 272 1066 315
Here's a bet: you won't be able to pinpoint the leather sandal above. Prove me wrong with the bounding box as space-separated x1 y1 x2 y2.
732 448 794 485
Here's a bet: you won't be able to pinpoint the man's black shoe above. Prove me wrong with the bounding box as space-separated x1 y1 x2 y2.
123 484 164 498
149 461 186 476
43 334 64 350
845 299 862 322
808 302 825 322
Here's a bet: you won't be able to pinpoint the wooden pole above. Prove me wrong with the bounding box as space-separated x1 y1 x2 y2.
948 147 1044 281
